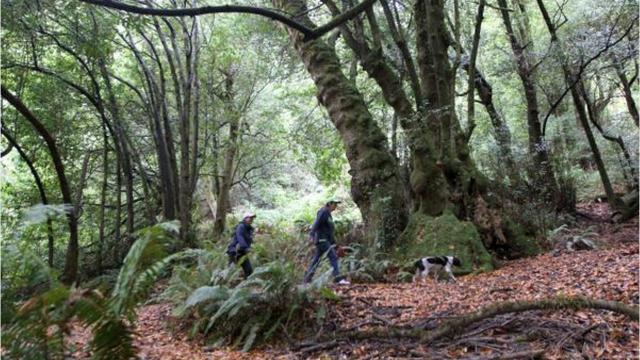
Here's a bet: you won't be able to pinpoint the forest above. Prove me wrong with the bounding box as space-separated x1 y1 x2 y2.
0 0 638 358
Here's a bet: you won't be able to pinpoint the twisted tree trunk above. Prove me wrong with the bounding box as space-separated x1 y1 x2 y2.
272 0 408 247
1 85 79 284
1 129 56 267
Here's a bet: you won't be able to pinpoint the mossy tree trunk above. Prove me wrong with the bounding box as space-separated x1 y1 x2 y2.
272 0 408 247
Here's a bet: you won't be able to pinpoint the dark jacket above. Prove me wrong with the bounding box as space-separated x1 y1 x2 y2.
310 206 335 244
227 221 254 254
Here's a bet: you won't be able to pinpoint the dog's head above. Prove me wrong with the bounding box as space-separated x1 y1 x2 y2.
414 259 426 272
451 257 462 267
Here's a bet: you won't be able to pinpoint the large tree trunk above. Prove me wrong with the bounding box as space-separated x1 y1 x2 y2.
273 0 408 248
497 0 559 203
1 85 79 284
323 0 448 216
415 0 488 217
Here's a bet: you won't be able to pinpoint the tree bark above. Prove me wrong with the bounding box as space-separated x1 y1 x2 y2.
272 0 408 247
415 0 486 218
1 85 78 284
323 0 448 216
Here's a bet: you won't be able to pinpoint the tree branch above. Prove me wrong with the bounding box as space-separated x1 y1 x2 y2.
79 0 378 41
541 16 638 135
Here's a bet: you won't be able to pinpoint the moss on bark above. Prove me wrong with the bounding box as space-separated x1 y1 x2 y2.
396 211 494 273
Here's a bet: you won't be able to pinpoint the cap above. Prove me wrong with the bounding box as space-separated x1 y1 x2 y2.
326 197 342 205
243 212 256 220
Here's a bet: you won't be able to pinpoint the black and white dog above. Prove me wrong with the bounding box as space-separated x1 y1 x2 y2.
413 256 461 283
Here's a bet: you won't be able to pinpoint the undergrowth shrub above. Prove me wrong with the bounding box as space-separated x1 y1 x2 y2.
159 245 338 351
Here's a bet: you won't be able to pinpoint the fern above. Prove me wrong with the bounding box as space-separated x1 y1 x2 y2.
3 220 189 359
164 254 332 351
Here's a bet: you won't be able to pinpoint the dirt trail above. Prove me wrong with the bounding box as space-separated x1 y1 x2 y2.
69 203 639 359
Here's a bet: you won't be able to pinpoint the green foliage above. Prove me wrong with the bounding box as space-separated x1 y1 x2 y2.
2 220 196 359
342 243 396 283
160 246 335 351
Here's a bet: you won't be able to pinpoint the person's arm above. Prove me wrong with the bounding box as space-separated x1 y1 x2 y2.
236 224 250 252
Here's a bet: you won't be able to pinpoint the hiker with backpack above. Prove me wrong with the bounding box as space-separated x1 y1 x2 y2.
303 198 350 285
227 212 257 278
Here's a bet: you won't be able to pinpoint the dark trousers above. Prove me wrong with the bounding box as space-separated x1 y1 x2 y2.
304 241 341 283
228 250 253 278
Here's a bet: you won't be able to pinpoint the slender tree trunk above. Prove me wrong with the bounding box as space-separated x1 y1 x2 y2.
213 71 240 236
464 0 485 141
498 0 559 202
579 81 639 190
614 59 639 127
536 0 624 214
179 21 194 246
273 0 408 247
126 33 177 220
97 123 109 273
114 147 122 257
2 129 56 266
1 86 78 284
98 59 135 245
465 63 520 184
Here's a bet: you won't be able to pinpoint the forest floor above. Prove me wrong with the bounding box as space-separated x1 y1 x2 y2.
68 202 639 359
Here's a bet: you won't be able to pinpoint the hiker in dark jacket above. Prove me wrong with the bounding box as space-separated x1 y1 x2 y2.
227 212 256 278
303 199 350 285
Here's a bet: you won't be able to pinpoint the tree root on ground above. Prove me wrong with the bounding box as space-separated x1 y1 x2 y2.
332 296 637 343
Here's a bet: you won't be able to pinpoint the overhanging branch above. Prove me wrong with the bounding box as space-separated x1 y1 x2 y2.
79 0 378 41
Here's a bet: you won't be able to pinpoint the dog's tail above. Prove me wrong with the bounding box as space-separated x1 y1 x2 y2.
414 259 425 272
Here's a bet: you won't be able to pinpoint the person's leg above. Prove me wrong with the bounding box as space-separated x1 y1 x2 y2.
304 242 328 283
326 245 341 282
240 257 253 278
236 250 253 278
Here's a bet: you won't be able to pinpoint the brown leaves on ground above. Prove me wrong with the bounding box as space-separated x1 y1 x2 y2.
67 203 638 359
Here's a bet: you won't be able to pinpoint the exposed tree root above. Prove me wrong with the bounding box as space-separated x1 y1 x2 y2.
328 296 638 344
